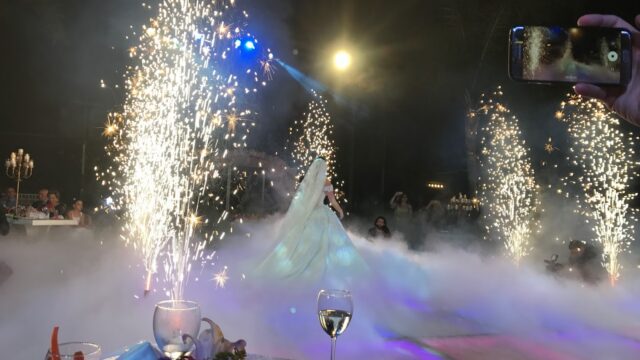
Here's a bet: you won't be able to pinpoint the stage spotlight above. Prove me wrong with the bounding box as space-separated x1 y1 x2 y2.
244 40 255 51
333 50 352 71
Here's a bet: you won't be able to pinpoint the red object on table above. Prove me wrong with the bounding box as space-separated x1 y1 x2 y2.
50 326 61 360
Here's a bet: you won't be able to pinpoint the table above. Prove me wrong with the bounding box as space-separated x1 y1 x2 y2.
106 342 290 360
7 217 78 236
8 218 79 226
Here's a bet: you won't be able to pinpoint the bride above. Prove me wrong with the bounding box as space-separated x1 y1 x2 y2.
255 157 367 287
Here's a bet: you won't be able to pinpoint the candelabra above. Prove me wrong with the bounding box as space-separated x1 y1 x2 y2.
448 193 481 213
5 149 34 216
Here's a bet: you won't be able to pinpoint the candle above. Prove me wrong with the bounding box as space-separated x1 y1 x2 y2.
10 152 15 160
17 149 23 155
24 154 29 162
29 160 34 168
4 160 9 168
10 159 16 167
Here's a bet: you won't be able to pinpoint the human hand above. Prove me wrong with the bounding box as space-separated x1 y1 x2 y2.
574 14 640 127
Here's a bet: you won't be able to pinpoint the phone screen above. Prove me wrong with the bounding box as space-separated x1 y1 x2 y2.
510 26 630 85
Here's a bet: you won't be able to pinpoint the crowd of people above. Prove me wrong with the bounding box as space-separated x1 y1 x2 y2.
0 187 91 227
370 191 480 237
366 190 479 245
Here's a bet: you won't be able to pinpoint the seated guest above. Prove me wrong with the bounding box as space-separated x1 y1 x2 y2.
368 216 391 239
0 187 17 213
47 190 66 219
66 199 91 227
0 261 12 287
0 212 9 287
31 188 49 211
0 211 8 235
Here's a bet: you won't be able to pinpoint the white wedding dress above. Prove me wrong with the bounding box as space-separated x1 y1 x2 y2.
255 158 367 287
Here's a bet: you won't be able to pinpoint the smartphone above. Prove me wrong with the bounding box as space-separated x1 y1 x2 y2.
509 26 632 85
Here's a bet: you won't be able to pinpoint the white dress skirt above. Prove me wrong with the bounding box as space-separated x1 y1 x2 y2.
255 183 368 289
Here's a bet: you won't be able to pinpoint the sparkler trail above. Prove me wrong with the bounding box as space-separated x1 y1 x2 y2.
476 88 539 264
559 95 639 286
287 92 344 197
98 0 272 299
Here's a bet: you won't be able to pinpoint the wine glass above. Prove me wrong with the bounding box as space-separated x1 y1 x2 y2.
317 289 353 360
153 300 201 359
45 342 101 360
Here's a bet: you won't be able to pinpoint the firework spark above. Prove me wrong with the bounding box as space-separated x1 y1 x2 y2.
99 0 272 299
212 266 229 288
477 87 540 264
544 137 559 154
102 113 121 138
260 53 277 80
559 95 639 285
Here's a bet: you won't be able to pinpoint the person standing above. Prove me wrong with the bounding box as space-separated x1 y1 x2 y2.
390 191 417 246
390 191 413 219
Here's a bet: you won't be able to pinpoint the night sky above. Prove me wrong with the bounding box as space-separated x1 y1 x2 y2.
1 0 639 212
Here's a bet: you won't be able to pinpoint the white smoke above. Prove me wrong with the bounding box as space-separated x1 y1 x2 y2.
1 214 640 359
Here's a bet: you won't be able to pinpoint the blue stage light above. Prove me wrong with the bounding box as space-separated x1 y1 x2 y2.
234 39 242 48
244 40 255 51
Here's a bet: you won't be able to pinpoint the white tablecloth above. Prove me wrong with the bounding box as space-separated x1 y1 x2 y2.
107 342 290 360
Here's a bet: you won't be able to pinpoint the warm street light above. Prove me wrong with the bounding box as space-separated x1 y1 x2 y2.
333 50 352 71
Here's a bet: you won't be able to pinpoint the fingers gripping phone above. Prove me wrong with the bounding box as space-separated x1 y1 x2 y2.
509 26 632 85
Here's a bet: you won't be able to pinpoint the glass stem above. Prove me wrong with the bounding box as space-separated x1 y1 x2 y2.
331 336 337 360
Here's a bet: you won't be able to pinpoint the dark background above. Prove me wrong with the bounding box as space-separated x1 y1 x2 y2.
1 0 639 212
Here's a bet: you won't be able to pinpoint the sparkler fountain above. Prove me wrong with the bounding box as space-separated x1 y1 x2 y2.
559 95 639 286
476 88 539 264
99 0 273 299
287 92 344 198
